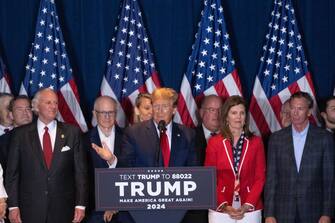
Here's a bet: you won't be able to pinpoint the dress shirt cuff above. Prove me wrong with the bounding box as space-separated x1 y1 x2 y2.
75 206 85 210
108 157 118 168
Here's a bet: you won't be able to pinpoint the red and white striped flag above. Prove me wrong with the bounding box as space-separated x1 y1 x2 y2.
249 0 319 136
175 0 242 127
99 0 161 127
0 54 11 93
20 0 88 132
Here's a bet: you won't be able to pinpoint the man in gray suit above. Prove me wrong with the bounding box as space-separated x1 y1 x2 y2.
264 91 334 223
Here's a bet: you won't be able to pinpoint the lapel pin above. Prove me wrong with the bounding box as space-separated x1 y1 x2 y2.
177 134 180 137
61 134 65 139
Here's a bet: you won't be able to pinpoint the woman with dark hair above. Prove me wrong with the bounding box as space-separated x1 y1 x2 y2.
133 93 153 123
205 95 266 223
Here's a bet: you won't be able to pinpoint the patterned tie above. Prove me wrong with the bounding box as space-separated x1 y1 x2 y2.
43 126 53 169
210 132 217 137
160 129 170 167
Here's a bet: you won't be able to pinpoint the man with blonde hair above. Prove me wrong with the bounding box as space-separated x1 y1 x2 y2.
119 87 199 222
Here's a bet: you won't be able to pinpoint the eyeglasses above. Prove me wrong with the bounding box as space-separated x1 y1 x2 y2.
202 107 220 114
14 107 32 113
95 110 116 118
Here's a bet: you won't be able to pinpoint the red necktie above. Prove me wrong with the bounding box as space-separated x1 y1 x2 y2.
160 130 170 167
43 126 53 169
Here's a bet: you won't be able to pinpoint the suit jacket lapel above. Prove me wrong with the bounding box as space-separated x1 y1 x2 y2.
222 139 235 176
147 121 161 166
49 122 66 172
170 123 181 166
29 122 47 170
114 126 123 157
285 127 299 175
90 127 101 147
298 125 313 175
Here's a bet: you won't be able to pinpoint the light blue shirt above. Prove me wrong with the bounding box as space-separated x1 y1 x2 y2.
292 123 309 172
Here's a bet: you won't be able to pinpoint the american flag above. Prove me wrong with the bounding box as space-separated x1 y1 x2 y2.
174 0 242 127
249 0 319 136
20 0 88 132
0 54 11 93
100 0 161 127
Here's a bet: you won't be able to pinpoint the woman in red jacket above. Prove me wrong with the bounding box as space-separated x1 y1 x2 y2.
205 95 266 223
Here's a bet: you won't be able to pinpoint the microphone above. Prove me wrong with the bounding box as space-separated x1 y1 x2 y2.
158 120 166 133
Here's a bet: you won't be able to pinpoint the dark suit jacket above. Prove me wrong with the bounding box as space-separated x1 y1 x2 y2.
181 126 208 223
118 120 199 223
264 125 335 223
85 126 123 222
119 120 199 167
5 121 88 223
0 130 13 174
194 125 207 166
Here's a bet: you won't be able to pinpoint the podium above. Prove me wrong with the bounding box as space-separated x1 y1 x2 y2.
95 167 216 223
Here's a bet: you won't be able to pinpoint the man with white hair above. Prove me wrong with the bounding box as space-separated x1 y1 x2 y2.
5 88 88 223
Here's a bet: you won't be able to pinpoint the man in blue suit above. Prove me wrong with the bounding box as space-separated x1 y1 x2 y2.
119 87 199 168
119 88 199 223
85 96 123 223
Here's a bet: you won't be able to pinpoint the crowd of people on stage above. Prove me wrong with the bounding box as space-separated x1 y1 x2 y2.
0 88 333 223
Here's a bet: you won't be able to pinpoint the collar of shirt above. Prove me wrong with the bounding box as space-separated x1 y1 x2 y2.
97 125 115 153
37 119 57 151
154 120 172 150
202 124 218 142
0 124 13 135
292 123 309 138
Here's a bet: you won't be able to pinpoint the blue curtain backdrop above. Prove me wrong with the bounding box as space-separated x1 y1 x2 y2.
0 0 334 121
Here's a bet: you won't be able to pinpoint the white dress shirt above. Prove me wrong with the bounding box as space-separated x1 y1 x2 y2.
37 119 57 151
154 121 172 150
97 125 117 168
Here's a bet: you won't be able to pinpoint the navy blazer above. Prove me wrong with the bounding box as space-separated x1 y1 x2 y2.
119 120 199 168
264 124 335 223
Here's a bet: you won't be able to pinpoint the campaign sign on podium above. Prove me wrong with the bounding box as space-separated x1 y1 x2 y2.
95 166 216 211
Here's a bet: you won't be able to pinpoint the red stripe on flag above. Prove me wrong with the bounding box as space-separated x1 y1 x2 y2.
213 79 229 100
151 71 161 88
231 70 243 96
287 81 300 94
120 97 134 125
269 95 283 126
177 94 196 127
57 92 78 126
305 72 316 96
68 79 80 102
249 95 271 135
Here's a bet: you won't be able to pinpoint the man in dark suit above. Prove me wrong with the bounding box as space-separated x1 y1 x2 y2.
5 88 88 223
182 95 222 223
0 95 33 173
119 88 199 223
196 95 222 165
119 88 198 168
85 96 123 223
264 91 334 223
